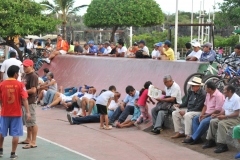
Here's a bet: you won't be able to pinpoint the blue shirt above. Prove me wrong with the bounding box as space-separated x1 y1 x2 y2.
89 45 98 54
123 90 139 106
42 75 47 82
99 47 105 54
199 50 216 62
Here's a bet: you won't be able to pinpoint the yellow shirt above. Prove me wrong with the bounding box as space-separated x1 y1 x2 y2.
163 48 174 60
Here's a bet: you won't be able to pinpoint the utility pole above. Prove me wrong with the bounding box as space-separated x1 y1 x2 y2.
190 0 193 41
130 26 133 47
174 0 179 60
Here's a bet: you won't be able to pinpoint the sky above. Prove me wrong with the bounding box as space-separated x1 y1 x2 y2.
35 0 224 15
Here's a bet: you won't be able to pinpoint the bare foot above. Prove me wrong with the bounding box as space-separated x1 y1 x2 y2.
62 102 68 108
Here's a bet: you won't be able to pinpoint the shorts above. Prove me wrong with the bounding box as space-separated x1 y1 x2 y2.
96 104 107 115
59 50 67 55
22 104 37 127
0 116 23 137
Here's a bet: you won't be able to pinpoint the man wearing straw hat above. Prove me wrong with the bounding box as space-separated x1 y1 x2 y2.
171 77 206 139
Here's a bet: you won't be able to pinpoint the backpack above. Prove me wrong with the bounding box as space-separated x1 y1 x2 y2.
135 50 150 58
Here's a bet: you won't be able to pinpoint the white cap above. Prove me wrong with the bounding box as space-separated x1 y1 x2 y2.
192 42 201 47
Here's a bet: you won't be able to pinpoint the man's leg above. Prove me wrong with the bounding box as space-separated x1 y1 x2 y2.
87 99 96 115
31 126 38 147
192 115 200 135
192 116 211 140
49 51 60 60
12 137 19 153
0 134 4 155
184 112 201 136
151 106 159 126
154 110 166 129
206 118 220 141
48 97 62 107
118 105 134 123
171 110 185 138
109 106 122 123
72 114 100 124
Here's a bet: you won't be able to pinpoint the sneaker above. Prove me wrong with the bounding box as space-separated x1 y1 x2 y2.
10 153 18 160
44 58 51 64
67 113 74 125
42 106 51 111
76 108 82 116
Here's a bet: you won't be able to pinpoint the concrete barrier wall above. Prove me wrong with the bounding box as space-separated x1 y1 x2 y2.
38 55 207 100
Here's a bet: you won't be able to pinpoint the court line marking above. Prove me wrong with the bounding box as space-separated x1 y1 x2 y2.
23 130 95 160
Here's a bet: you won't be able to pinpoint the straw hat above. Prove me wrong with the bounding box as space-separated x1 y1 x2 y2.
188 77 204 86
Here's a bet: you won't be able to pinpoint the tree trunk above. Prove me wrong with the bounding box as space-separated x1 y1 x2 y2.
110 26 118 42
3 37 23 62
62 22 67 40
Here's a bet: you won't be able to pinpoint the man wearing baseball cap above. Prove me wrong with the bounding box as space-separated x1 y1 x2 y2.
152 42 162 59
19 59 39 149
88 40 98 55
199 42 216 62
186 42 202 61
159 40 174 60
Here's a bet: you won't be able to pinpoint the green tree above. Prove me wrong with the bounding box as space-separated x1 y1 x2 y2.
217 0 240 26
84 0 164 42
40 0 87 40
0 0 60 61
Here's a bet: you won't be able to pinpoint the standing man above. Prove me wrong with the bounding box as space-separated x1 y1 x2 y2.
184 81 225 144
202 85 240 153
19 59 39 149
0 65 31 159
0 52 23 82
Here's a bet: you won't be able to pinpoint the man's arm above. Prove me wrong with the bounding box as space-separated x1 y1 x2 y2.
22 98 31 121
155 96 176 103
188 91 206 111
0 72 4 82
186 56 198 61
27 87 37 94
217 110 239 120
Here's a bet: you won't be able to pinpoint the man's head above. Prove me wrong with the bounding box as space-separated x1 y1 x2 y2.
47 38 51 43
223 85 235 97
234 44 240 55
164 40 171 49
133 42 138 48
114 92 121 100
205 81 216 94
57 35 63 41
84 44 89 50
99 43 104 49
155 42 163 51
9 51 17 58
89 88 97 94
74 41 80 47
154 43 159 50
29 38 33 42
109 85 116 93
45 42 50 47
192 42 201 52
88 40 94 47
104 42 110 48
126 85 135 97
46 72 54 80
185 42 191 50
43 68 49 75
23 59 34 74
187 77 203 92
163 75 174 88
202 42 212 53
118 41 124 48
7 65 19 79
110 43 116 49
138 40 146 48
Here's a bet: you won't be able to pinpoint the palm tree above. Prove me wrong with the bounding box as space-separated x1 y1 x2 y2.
40 0 87 40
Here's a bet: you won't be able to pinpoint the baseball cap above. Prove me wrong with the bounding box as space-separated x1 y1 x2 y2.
201 42 212 48
164 40 171 46
139 40 146 45
133 42 138 46
192 42 201 47
155 42 163 47
23 59 34 67
88 40 94 44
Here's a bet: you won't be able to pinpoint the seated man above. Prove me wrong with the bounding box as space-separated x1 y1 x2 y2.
68 41 83 55
159 40 174 61
171 77 206 139
139 40 150 57
82 44 89 54
202 85 240 153
99 42 111 56
151 75 182 134
184 81 225 144
152 43 160 59
97 43 106 56
45 35 68 63
108 43 118 57
117 41 127 57
199 42 216 62
109 86 139 126
127 42 139 58
185 42 192 57
87 40 98 55
186 42 202 61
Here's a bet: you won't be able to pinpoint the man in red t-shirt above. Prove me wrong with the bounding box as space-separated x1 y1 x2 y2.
0 65 30 159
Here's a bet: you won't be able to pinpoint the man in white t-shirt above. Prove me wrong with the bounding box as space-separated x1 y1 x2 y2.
203 85 240 153
0 51 23 82
117 41 127 57
186 42 202 61
103 42 112 54
26 38 34 54
139 40 149 56
152 42 162 59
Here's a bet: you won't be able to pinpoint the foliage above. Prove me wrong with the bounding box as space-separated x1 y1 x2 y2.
0 0 60 61
84 0 164 42
217 0 240 26
40 0 87 39
214 35 240 47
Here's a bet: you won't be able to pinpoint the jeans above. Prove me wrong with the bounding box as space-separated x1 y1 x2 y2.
72 114 100 124
108 110 114 119
192 115 211 140
44 90 57 105
110 105 134 123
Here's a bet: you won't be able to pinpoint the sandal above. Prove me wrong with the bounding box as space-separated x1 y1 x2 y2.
22 145 37 149
104 126 112 130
